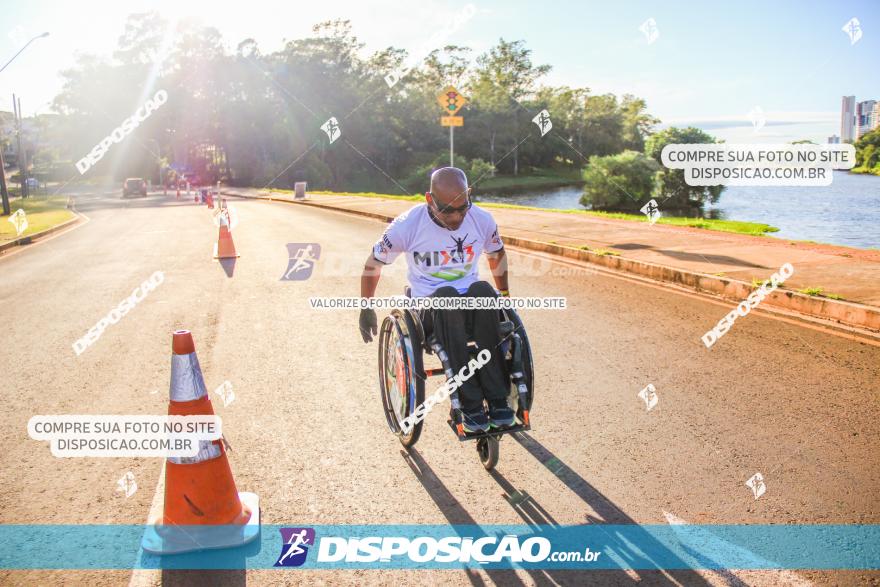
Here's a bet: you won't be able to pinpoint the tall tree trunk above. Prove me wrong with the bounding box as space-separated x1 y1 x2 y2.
513 116 519 176
489 131 496 173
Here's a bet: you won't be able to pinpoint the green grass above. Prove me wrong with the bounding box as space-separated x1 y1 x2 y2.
0 196 76 244
797 286 844 300
850 166 880 176
475 170 583 191
269 189 780 237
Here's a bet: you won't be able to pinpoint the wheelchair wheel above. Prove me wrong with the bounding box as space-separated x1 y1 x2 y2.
477 436 499 470
378 309 425 448
503 308 535 412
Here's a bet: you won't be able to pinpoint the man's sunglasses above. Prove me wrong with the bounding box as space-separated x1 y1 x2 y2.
428 192 472 215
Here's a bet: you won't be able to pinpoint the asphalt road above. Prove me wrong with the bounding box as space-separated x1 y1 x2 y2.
0 188 878 586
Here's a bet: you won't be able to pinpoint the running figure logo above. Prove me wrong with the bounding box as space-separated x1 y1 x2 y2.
640 199 661 225
321 117 341 144
282 243 321 281
532 110 552 137
637 383 658 411
842 18 862 45
116 471 137 498
274 527 316 567
745 472 766 500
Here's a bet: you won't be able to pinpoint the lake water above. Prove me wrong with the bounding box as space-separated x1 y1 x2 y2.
474 171 880 249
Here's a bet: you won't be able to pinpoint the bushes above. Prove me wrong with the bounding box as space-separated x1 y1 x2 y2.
402 154 495 192
579 150 659 211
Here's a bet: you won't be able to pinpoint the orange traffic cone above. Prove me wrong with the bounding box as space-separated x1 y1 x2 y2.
141 330 260 554
213 217 239 259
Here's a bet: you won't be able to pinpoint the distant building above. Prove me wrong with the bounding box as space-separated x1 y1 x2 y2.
841 96 856 142
827 135 840 144
856 100 878 139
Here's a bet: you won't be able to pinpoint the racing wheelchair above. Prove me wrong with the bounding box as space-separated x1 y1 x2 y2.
377 287 534 471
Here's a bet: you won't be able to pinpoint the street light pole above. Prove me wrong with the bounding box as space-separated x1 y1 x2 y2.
0 145 9 216
13 94 27 199
0 32 49 215
0 32 50 74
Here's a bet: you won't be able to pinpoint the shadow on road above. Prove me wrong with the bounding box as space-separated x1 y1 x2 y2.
610 242 768 269
509 432 712 586
402 446 709 586
156 532 260 586
219 257 236 278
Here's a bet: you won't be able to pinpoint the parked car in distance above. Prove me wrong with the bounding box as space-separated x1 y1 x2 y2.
123 178 148 197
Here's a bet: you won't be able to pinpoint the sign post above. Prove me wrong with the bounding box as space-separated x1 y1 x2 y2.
437 86 467 167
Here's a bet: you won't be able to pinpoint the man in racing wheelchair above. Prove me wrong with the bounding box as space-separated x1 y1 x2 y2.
358 166 514 433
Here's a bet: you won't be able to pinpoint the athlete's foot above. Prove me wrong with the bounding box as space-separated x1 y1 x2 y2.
488 398 515 428
461 406 490 433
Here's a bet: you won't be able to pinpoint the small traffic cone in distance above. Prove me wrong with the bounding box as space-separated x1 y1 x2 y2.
213 214 239 259
142 330 260 555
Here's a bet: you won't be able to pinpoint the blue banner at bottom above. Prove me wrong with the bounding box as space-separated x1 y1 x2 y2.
0 524 877 570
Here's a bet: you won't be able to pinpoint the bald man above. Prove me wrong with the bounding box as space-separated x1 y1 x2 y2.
359 167 514 433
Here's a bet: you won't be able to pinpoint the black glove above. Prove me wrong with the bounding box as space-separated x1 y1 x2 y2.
359 308 378 343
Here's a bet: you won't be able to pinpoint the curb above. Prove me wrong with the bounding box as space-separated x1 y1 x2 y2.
0 206 83 254
222 189 880 334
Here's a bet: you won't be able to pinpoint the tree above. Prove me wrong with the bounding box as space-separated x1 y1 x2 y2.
580 150 659 211
645 126 724 209
619 94 659 151
43 14 659 191
471 39 550 175
854 128 880 172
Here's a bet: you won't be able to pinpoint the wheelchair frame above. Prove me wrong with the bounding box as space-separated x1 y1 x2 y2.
377 300 534 470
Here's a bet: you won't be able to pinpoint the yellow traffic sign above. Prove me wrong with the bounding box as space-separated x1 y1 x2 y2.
437 86 467 116
440 116 463 127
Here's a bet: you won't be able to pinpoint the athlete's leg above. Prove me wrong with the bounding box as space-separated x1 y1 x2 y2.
464 280 508 401
427 286 483 410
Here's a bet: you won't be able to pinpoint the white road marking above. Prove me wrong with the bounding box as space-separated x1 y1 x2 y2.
127 463 165 587
663 510 814 586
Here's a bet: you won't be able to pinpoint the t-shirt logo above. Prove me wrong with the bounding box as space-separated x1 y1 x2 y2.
374 234 394 257
412 234 477 281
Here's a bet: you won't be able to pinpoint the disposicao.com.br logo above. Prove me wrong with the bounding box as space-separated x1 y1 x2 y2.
311 533 599 565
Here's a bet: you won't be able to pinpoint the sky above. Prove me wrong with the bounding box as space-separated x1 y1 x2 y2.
1 0 878 143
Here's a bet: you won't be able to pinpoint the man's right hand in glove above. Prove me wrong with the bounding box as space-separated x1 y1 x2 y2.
359 308 377 343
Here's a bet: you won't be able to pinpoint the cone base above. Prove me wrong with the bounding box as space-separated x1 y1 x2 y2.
213 243 240 259
141 492 260 555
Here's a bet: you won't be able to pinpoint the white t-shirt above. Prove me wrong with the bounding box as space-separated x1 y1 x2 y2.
372 203 504 297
